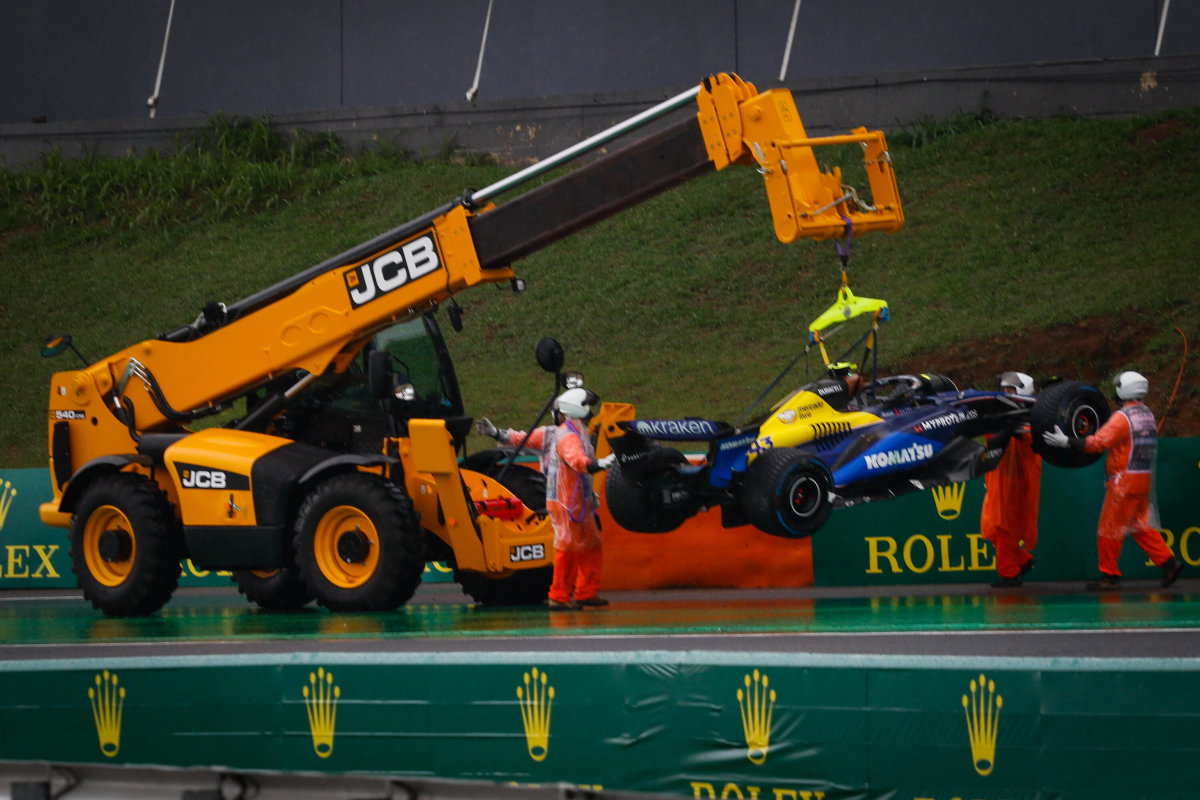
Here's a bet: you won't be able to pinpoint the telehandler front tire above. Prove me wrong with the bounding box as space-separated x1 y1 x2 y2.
456 451 552 606
232 565 312 612
294 473 424 612
69 472 183 617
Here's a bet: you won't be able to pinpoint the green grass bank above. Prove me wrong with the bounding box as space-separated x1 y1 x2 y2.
2 110 1198 468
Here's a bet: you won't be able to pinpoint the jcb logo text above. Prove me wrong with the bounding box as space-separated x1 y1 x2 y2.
343 232 442 309
510 544 545 563
174 463 250 491
183 470 226 489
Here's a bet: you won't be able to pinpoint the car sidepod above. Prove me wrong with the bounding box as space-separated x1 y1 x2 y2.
828 393 1030 506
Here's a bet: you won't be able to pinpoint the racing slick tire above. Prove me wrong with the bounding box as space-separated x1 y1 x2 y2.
741 448 833 539
232 565 312 612
454 452 553 606
294 473 425 612
1030 380 1110 469
69 472 184 617
604 446 692 534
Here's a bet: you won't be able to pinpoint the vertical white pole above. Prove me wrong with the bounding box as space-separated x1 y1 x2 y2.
779 0 802 81
147 0 177 118
466 0 494 101
1154 0 1171 56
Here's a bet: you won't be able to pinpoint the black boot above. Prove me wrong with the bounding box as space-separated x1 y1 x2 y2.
1162 557 1184 588
1086 574 1121 591
1019 557 1036 577
992 575 1023 589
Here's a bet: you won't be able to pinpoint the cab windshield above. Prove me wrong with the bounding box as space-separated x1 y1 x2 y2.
291 315 463 421
372 316 463 417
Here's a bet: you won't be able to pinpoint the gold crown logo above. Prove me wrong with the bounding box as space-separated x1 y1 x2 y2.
962 672 1002 776
0 481 16 532
303 667 340 758
931 482 966 520
88 670 125 757
737 669 776 765
517 667 554 762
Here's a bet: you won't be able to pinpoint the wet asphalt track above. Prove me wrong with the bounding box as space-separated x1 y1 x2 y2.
1 579 1198 662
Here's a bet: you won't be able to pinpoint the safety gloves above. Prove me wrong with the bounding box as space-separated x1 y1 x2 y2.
587 454 617 473
1042 425 1071 448
476 417 502 440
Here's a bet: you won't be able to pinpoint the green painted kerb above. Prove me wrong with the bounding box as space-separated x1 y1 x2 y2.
1 652 1196 800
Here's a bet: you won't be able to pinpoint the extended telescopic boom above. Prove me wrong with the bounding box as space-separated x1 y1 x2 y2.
46 73 905 495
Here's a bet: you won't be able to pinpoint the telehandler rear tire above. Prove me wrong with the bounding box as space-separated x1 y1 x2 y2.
232 565 312 611
69 472 183 617
294 473 424 612
456 451 552 606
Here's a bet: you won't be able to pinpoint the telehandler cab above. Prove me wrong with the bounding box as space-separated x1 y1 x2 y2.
39 74 905 615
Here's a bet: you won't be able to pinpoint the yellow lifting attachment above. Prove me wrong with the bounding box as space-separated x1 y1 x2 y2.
696 73 904 243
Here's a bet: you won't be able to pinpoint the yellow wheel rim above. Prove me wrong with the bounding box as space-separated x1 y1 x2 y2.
251 569 280 579
83 505 136 587
313 505 380 589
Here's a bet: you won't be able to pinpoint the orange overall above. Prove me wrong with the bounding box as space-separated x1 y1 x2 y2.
507 420 602 602
980 427 1041 579
1082 401 1172 577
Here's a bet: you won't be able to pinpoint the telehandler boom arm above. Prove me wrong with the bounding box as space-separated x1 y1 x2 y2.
47 73 904 499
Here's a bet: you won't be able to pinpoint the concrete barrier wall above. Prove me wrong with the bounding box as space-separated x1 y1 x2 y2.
3 53 1198 169
4 0 1199 125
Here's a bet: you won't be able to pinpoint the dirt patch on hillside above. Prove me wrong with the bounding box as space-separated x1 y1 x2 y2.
890 311 1197 437
1134 117 1190 144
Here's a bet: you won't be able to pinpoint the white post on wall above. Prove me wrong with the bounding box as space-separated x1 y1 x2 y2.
465 0 494 101
778 0 802 81
1154 0 1171 56
147 0 177 118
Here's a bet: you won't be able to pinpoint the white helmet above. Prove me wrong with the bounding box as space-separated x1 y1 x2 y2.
554 387 597 419
998 371 1035 397
1114 371 1148 401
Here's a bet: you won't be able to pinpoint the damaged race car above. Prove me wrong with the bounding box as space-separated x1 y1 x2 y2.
601 286 1110 539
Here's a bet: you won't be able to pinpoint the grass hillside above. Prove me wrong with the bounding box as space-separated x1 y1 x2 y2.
2 110 1198 468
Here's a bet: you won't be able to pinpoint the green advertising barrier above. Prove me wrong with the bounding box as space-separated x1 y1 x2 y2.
812 437 1200 586
6 438 1198 591
0 650 1196 800
0 469 455 589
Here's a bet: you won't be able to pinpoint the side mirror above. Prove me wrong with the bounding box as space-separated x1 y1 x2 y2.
41 334 72 358
367 350 393 399
535 338 564 374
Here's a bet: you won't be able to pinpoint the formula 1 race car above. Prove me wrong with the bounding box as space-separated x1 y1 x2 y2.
601 287 1111 539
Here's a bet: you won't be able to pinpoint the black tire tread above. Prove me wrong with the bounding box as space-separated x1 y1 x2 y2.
232 566 312 611
68 472 183 617
293 473 424 612
1030 380 1110 469
604 446 690 534
455 565 554 606
741 448 832 539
